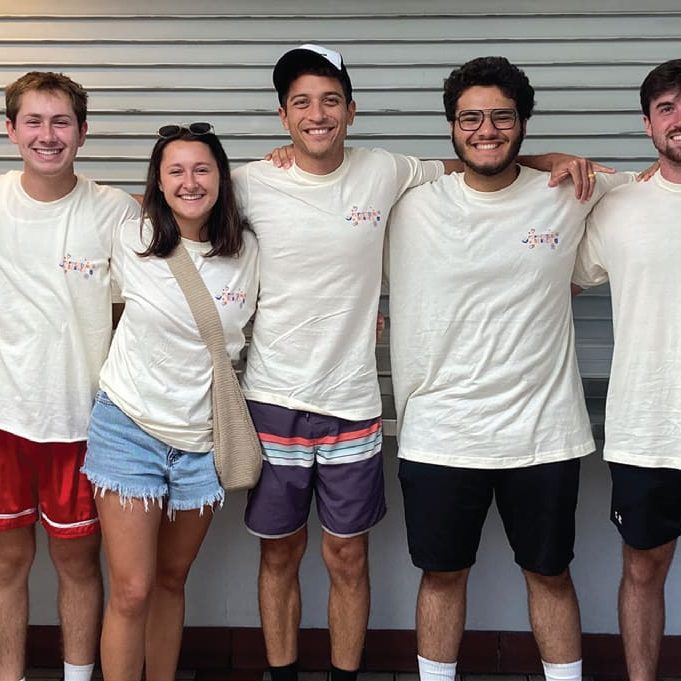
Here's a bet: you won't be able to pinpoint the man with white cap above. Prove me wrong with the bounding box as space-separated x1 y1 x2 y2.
233 44 598 681
232 43 450 681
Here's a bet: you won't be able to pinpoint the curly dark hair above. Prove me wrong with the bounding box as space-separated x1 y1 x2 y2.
640 59 681 118
443 56 535 123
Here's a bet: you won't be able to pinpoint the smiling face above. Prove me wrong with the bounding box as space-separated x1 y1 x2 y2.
451 85 525 191
158 139 220 240
6 89 87 199
278 73 356 175
644 87 681 181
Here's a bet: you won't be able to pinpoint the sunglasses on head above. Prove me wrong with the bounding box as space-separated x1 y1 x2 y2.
157 122 214 138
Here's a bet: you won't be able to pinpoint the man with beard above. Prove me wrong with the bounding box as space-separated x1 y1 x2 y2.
386 56 629 681
572 58 681 681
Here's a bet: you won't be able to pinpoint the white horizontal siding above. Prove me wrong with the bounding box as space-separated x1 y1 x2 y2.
1 1 672 383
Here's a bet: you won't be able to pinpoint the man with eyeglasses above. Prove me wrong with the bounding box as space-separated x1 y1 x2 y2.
386 56 630 681
234 45 604 681
0 71 139 681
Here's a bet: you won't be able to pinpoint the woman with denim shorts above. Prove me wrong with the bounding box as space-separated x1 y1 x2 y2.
82 123 258 681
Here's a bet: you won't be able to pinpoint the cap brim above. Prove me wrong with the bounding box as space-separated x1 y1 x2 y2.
273 48 342 96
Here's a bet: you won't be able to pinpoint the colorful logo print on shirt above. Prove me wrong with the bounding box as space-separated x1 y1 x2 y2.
59 254 95 278
214 286 247 309
521 228 559 250
345 205 381 227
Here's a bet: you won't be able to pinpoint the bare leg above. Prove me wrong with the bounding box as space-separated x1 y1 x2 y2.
416 569 469 662
48 533 102 666
97 493 162 681
619 540 676 681
321 531 369 670
0 526 35 681
145 508 214 681
523 568 581 663
259 528 307 665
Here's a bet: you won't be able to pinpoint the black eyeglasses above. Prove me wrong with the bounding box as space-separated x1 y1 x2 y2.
455 108 518 131
157 122 214 138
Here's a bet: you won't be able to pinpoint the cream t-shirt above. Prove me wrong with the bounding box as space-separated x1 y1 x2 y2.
0 171 140 442
233 147 443 420
100 220 259 452
388 167 629 469
573 171 681 469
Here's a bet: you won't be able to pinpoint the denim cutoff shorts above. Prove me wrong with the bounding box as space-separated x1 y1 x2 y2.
82 390 224 516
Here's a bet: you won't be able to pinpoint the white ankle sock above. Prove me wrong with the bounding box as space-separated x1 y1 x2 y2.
542 659 582 681
64 661 95 681
417 654 457 681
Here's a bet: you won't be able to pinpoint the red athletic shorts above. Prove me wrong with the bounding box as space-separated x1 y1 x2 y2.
0 429 99 539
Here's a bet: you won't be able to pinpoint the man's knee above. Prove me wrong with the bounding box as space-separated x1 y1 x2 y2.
622 541 676 588
421 568 469 595
260 529 307 575
0 527 36 586
48 533 101 582
322 532 368 583
523 567 575 596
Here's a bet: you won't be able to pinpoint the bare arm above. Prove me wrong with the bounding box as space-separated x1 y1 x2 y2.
519 153 616 202
264 147 617 204
637 160 659 181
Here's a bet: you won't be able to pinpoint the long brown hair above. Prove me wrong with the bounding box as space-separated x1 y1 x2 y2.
140 128 246 258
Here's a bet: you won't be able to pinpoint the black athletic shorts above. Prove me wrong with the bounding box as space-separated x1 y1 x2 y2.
610 462 681 550
399 457 580 576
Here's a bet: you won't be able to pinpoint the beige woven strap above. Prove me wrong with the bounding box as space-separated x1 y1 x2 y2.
166 242 241 397
166 244 231 363
165 242 261 490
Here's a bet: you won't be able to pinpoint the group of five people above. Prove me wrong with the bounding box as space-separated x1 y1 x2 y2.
0 41 680 681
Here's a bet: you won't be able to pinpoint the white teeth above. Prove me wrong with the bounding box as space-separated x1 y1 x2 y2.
475 143 500 150
179 194 204 200
34 148 61 156
307 128 330 135
671 134 681 141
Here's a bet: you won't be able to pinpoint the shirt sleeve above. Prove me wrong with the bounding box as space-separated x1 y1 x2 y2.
110 219 129 300
231 165 250 220
572 210 609 289
110 196 140 303
587 171 635 206
386 150 444 200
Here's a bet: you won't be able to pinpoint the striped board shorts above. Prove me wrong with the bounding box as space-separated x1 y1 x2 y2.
244 401 386 538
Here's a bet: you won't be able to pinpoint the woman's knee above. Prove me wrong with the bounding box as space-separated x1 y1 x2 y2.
109 573 154 618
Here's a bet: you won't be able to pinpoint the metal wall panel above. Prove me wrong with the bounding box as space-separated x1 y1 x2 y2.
1 0 676 404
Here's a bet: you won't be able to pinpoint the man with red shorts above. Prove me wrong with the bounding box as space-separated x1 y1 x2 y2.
0 72 139 681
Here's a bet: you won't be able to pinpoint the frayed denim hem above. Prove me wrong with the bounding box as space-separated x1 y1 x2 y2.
85 472 167 513
166 489 225 521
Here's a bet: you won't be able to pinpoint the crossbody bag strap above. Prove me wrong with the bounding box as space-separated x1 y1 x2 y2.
165 242 238 380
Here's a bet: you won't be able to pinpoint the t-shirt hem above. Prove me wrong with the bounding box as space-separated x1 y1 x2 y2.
102 387 213 454
0 420 87 444
243 390 381 422
397 440 595 469
604 449 681 471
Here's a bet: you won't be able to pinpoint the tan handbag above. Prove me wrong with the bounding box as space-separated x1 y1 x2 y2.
166 242 263 491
